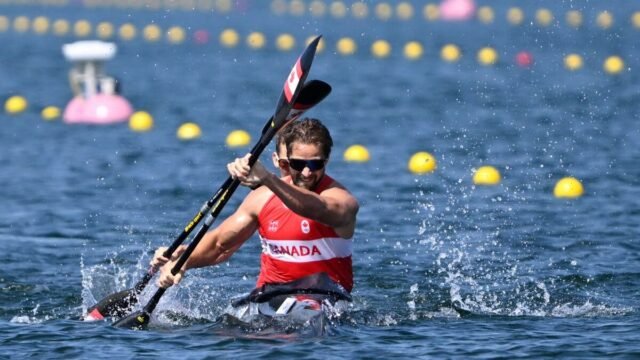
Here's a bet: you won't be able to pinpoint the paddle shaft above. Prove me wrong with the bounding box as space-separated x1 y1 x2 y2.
142 122 280 314
130 178 231 290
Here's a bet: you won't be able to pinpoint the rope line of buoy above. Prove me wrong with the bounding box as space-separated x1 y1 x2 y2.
0 15 631 75
269 0 640 31
0 0 639 30
3 96 587 200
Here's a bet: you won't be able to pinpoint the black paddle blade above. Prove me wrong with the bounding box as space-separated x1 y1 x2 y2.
84 288 137 321
288 79 331 119
261 79 332 136
112 310 150 330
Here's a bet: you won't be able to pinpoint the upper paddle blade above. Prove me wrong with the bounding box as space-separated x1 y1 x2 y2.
287 79 331 121
261 79 332 136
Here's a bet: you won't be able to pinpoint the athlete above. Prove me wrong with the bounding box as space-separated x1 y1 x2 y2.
152 118 359 311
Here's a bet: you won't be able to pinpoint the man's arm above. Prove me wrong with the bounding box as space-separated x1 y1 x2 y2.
261 173 359 238
227 154 359 238
156 187 269 288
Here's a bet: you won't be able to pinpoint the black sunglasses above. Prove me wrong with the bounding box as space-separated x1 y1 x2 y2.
283 158 327 171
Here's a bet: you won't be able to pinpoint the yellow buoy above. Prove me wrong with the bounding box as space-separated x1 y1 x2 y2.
603 56 624 75
96 22 114 39
375 3 393 21
74 20 92 37
143 24 162 42
632 12 640 29
477 47 498 66
0 16 9 32
215 0 232 12
343 145 370 163
564 54 583 71
13 16 30 33
596 11 613 29
32 16 49 34
167 26 186 44
472 166 501 186
309 0 326 17
566 10 583 28
5 95 28 114
119 23 137 41
441 44 461 63
52 19 70 36
336 37 357 56
536 8 554 27
423 4 439 21
226 129 251 148
554 177 584 199
351 2 368 19
507 7 524 25
396 2 414 20
371 40 391 58
403 41 423 60
271 0 287 15
408 151 436 174
247 32 266 49
41 106 60 121
276 33 296 51
129 111 154 132
220 28 240 48
289 0 305 16
177 122 202 141
477 6 495 24
330 1 348 18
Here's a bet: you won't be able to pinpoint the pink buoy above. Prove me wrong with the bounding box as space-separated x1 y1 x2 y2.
193 30 210 44
61 41 134 125
515 51 534 68
440 0 476 21
63 94 133 125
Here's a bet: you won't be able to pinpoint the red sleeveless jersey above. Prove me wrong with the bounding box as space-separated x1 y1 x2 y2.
257 175 353 292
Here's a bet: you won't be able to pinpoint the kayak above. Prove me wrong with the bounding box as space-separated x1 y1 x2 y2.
222 294 350 335
221 272 352 335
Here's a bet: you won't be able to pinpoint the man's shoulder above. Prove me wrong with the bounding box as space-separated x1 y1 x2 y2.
320 174 348 192
319 175 358 206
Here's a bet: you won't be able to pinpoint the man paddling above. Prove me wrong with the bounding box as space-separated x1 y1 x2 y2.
152 118 359 314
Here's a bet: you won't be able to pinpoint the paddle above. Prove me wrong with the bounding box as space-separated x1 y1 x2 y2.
85 79 330 321
112 36 324 329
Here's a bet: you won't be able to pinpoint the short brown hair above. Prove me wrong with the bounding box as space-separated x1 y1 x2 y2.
284 118 333 159
274 129 288 156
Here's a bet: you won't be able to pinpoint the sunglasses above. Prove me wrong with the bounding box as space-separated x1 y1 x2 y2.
280 158 327 171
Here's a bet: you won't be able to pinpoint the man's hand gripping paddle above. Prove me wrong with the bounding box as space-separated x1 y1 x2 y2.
108 36 326 329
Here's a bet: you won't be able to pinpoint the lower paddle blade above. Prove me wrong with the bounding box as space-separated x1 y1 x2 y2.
112 310 150 330
84 288 138 321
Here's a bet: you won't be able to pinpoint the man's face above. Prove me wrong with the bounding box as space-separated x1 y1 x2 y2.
284 142 327 190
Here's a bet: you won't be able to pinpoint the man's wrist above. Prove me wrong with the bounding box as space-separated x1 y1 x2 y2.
260 171 276 188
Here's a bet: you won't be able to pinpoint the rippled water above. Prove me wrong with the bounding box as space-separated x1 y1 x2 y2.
1 2 640 358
